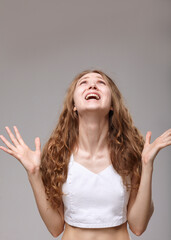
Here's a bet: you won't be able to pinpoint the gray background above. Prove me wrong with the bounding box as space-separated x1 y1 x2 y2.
0 0 171 239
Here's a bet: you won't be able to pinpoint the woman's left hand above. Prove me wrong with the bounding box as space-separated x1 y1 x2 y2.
141 128 171 167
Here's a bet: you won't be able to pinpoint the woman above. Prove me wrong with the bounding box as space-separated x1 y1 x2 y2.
0 69 170 240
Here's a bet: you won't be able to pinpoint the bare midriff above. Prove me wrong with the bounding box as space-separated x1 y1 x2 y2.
61 222 131 240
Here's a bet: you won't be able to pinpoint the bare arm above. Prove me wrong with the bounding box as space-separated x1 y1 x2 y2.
28 169 64 237
0 126 64 237
127 129 171 236
127 164 154 236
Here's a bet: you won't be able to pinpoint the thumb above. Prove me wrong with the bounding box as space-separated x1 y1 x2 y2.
145 131 152 145
35 137 41 152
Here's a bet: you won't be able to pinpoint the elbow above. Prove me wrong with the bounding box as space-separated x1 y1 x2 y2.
50 230 59 238
129 223 147 236
130 226 146 236
134 229 145 236
129 204 155 236
51 232 59 238
50 230 62 238
50 225 64 238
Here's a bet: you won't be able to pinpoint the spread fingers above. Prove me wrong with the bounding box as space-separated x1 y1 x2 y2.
0 145 14 155
0 134 16 152
13 126 26 146
5 126 20 147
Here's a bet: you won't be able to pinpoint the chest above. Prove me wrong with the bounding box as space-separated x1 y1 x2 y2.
72 152 112 174
62 153 131 229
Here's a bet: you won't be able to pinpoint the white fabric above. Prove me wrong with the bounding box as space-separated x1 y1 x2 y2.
62 153 131 228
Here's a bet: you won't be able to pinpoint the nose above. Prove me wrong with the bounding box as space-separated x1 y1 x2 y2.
89 82 97 89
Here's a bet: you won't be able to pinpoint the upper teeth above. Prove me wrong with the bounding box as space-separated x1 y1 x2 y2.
85 93 100 100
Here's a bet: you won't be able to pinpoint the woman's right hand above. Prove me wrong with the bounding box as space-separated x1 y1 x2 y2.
0 126 41 174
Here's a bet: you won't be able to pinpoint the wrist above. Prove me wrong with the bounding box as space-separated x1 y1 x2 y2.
142 161 154 173
27 166 42 181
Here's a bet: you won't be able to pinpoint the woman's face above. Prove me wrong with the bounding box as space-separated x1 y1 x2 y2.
73 72 112 116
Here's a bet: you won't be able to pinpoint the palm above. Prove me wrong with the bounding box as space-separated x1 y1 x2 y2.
17 145 41 172
142 129 171 165
0 126 41 173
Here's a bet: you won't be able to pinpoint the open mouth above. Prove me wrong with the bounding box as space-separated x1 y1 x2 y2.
85 93 100 100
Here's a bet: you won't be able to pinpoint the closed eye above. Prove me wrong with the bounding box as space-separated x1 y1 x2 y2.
79 80 105 85
80 81 86 85
98 81 106 84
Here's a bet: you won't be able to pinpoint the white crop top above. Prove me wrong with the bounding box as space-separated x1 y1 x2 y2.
62 153 131 228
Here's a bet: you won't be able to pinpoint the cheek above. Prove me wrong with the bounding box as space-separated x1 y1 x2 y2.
73 89 81 105
105 90 112 104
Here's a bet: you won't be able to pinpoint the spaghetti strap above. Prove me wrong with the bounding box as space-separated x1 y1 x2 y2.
68 153 73 166
69 153 74 166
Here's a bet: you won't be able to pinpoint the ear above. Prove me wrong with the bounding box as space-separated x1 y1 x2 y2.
110 106 113 111
73 106 77 111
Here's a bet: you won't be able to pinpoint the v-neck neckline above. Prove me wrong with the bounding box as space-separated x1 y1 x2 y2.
71 154 113 175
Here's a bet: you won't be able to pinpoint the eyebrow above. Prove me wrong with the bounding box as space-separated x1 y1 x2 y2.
78 75 104 83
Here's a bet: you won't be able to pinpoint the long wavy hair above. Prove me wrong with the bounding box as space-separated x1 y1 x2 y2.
40 69 145 209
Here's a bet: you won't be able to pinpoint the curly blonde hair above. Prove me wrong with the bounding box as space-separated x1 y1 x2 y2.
40 69 145 209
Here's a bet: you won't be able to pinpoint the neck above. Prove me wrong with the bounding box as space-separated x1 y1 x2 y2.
77 113 109 157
